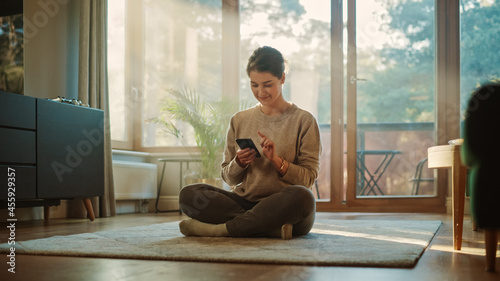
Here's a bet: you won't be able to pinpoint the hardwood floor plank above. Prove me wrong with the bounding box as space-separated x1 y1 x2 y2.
0 213 499 281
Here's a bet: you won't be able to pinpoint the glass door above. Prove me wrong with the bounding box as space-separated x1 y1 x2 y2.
345 0 444 211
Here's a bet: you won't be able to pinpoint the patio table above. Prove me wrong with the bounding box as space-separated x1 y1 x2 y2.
355 150 402 196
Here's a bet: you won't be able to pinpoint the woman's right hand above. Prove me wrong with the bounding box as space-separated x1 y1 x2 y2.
235 148 257 167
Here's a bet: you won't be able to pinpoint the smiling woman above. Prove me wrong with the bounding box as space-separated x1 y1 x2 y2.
248 59 288 115
249 71 287 114
177 46 321 239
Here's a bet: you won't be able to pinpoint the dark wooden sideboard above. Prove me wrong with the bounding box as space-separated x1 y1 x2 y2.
0 91 104 220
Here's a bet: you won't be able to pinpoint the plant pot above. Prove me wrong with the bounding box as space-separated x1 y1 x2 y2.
185 177 223 189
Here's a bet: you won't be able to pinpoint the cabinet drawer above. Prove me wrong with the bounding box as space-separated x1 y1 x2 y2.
0 165 36 200
0 91 36 130
0 128 36 164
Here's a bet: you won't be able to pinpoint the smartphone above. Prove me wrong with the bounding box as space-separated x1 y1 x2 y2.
235 138 261 157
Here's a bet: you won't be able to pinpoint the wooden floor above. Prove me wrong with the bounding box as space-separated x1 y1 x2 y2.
0 212 499 281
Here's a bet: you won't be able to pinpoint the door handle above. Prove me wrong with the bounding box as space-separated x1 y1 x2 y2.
350 76 367 84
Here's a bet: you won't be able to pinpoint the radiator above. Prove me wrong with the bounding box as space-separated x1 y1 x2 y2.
112 160 157 200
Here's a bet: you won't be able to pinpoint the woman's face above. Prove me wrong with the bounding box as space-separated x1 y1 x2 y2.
249 71 285 107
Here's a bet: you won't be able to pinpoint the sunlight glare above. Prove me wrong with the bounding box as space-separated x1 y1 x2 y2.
429 244 493 257
310 228 430 246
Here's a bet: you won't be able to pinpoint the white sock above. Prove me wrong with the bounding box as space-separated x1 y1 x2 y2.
179 219 229 237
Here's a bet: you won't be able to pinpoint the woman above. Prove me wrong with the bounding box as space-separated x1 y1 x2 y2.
179 46 322 239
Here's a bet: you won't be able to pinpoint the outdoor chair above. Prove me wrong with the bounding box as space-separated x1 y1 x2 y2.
409 158 434 195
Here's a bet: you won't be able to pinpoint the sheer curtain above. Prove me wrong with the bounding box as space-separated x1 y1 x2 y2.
68 0 116 218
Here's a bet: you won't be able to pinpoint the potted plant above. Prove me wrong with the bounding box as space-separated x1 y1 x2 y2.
153 87 239 188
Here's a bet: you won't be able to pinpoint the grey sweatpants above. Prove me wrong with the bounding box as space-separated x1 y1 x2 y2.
179 184 316 238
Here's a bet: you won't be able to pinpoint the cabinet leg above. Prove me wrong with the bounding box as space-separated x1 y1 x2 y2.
83 199 96 221
44 206 50 221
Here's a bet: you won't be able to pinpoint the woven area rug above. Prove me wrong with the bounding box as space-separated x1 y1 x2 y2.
0 219 441 268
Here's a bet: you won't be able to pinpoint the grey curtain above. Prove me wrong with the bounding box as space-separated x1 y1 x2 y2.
68 0 116 218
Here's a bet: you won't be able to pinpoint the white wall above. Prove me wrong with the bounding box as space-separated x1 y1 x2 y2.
24 0 79 100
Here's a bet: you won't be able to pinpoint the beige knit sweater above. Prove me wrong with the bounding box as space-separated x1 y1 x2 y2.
221 103 322 202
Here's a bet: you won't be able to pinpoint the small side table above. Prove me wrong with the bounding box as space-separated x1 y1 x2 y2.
427 144 467 250
155 158 202 214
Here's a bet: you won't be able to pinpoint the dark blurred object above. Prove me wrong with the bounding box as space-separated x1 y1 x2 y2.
461 82 500 272
50 96 90 107
0 0 23 17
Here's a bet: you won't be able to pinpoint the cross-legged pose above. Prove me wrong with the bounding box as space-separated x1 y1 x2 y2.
179 46 322 239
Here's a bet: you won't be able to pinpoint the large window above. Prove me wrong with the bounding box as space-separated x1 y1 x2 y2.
108 0 500 149
460 0 500 113
141 0 222 148
108 0 222 150
107 0 490 211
